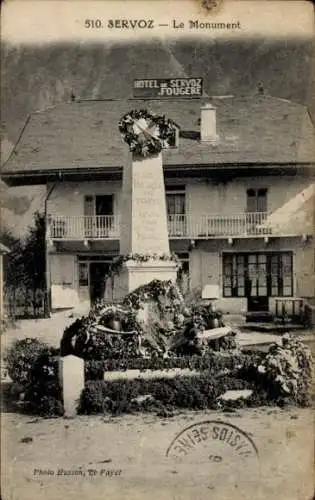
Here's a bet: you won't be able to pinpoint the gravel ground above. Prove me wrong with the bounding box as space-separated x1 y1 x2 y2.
1 405 314 500
3 311 312 353
1 314 314 499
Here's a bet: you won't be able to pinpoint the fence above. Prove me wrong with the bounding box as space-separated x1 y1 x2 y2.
4 287 46 319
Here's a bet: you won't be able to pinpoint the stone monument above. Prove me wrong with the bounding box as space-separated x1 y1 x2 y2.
114 109 178 298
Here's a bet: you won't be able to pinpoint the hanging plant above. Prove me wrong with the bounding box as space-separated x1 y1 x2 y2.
118 109 178 157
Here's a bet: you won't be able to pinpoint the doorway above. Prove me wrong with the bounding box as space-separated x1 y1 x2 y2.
246 253 269 312
84 195 114 238
166 186 186 236
89 262 111 304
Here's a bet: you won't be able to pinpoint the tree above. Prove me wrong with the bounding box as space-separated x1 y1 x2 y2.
23 212 46 291
23 212 46 316
1 227 26 318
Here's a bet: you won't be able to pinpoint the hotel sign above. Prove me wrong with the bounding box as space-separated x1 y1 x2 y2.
133 78 203 98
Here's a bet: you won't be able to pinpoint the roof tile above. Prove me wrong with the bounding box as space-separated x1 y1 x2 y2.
2 96 315 176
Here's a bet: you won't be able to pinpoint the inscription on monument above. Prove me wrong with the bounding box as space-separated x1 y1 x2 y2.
131 155 170 253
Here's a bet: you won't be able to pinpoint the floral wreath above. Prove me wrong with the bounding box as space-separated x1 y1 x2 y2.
118 109 178 158
110 252 181 277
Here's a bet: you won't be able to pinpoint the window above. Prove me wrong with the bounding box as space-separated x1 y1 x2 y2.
247 188 268 213
270 253 293 297
223 252 293 298
223 254 246 297
166 186 186 214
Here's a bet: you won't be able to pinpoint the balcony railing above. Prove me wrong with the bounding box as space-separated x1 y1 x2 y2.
167 212 272 238
48 215 120 240
48 212 307 241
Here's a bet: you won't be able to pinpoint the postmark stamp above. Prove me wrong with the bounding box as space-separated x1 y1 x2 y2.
166 420 260 492
166 420 258 459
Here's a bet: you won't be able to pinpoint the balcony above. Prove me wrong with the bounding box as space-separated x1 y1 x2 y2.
48 215 120 240
168 213 273 238
48 212 310 241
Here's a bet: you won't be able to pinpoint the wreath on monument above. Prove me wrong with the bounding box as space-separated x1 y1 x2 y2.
118 109 178 157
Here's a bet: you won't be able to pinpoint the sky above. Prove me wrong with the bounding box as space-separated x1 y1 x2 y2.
2 0 314 44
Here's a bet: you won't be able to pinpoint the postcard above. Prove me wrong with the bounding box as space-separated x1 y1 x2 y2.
1 1 314 499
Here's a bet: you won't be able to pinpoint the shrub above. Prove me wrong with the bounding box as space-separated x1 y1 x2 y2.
23 380 64 417
4 338 59 385
78 374 255 415
4 338 62 417
242 334 314 406
84 352 260 380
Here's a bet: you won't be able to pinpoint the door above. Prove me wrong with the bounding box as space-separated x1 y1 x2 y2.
246 253 269 312
84 195 114 238
246 188 268 233
89 262 110 304
84 195 95 238
95 195 114 237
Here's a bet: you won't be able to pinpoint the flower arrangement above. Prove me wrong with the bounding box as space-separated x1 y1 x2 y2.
118 109 178 157
110 252 181 277
122 279 184 313
256 333 313 405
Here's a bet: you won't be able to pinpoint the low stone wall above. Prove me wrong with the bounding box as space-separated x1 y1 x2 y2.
103 368 199 381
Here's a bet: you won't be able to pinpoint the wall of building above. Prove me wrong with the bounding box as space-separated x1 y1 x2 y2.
47 181 122 217
189 237 314 314
186 175 311 217
48 236 313 312
47 176 313 312
295 244 315 299
47 176 311 219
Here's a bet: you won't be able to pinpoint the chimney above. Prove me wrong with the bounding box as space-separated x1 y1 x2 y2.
200 103 218 143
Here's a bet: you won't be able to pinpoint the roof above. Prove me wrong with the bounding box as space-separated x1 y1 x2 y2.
2 95 315 185
0 243 10 254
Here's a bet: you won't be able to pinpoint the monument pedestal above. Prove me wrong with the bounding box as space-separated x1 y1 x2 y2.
114 150 178 299
114 259 178 300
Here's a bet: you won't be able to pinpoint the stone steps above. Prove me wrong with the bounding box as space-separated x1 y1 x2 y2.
241 322 305 333
245 311 274 323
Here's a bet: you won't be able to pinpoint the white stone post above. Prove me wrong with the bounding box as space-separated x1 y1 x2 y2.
59 355 85 417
